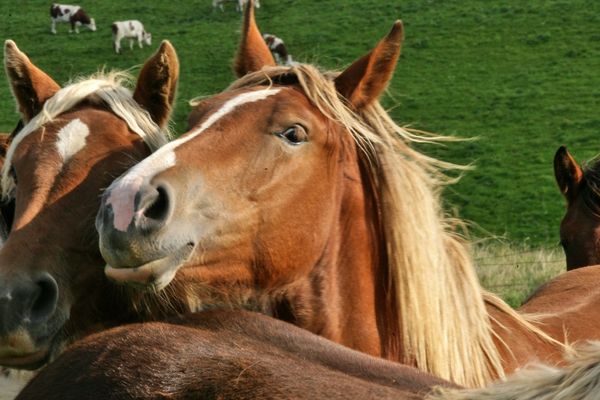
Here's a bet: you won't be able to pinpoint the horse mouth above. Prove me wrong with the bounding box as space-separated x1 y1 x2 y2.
0 350 49 370
104 243 194 290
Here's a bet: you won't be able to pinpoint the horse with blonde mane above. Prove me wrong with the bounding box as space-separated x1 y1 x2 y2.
0 39 179 381
95 1 590 388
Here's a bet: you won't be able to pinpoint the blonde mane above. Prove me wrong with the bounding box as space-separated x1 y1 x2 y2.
430 341 600 400
229 64 560 387
1 71 169 199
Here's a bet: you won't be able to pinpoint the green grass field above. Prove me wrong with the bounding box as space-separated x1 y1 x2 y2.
1 1 598 302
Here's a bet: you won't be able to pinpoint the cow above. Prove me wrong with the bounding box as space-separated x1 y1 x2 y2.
50 4 96 34
263 33 295 65
111 20 152 54
212 0 260 12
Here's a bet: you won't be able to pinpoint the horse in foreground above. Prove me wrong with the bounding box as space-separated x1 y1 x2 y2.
0 39 177 375
95 1 580 387
16 310 600 400
16 311 457 400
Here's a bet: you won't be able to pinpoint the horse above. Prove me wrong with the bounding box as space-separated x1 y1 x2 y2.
16 310 458 400
95 1 571 387
0 39 178 376
553 145 600 269
15 311 600 400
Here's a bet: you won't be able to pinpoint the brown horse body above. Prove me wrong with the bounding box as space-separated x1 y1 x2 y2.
17 311 600 400
16 311 457 400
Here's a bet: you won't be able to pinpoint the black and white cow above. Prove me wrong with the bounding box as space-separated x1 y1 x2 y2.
50 4 96 34
263 33 295 65
111 20 152 54
213 0 260 12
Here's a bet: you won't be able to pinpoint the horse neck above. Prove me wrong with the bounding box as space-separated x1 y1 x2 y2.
272 142 395 359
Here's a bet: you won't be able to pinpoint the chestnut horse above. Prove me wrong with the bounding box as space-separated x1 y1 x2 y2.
554 145 600 269
15 311 600 400
16 311 458 400
95 2 568 387
0 39 178 375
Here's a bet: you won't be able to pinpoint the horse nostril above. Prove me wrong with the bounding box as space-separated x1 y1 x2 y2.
142 185 170 222
30 273 59 324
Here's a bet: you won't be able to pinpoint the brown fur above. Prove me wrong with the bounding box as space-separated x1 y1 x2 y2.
70 8 90 27
335 20 403 109
133 41 179 128
4 40 61 122
16 311 457 400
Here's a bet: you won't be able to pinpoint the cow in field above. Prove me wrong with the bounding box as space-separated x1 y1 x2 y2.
263 33 295 65
50 4 96 34
213 0 260 12
111 20 152 54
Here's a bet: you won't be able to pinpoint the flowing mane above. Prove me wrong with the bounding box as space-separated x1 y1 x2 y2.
227 64 559 387
580 158 600 214
1 71 170 199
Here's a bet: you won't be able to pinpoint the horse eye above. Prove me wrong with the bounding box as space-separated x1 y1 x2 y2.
277 125 308 145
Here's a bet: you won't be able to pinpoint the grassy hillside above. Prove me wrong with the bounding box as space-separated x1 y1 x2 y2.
1 0 599 249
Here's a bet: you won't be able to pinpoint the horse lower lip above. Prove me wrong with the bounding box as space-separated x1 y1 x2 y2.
0 350 48 369
104 244 194 289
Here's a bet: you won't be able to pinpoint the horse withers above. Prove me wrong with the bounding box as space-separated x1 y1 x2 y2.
0 39 177 371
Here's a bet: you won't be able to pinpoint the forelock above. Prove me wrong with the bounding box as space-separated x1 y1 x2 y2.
1 72 171 200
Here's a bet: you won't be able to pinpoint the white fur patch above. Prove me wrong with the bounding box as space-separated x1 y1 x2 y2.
117 88 282 184
55 119 90 163
0 368 34 400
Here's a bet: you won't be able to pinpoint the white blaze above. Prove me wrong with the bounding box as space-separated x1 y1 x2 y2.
118 88 282 184
55 119 90 163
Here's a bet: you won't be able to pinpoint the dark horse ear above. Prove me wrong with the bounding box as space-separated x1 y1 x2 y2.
133 40 180 129
4 40 61 123
233 0 275 77
335 21 404 110
554 146 584 203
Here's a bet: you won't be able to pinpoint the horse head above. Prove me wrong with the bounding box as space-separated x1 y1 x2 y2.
554 146 600 269
0 40 178 369
97 1 403 297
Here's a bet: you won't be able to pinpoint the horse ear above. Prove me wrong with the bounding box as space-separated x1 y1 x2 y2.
334 21 404 110
133 40 179 129
554 146 584 203
4 40 60 123
233 0 275 77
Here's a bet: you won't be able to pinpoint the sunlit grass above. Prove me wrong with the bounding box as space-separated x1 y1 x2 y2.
473 240 565 307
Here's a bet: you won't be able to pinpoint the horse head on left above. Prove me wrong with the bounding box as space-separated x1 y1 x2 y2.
0 39 178 370
554 146 600 270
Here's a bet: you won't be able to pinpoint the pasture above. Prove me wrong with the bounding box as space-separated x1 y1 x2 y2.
0 0 598 303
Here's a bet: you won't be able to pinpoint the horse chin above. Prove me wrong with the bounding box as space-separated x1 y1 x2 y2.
104 243 194 291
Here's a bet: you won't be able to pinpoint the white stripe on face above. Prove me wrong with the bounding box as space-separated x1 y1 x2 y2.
105 88 281 232
55 118 90 163
132 87 282 180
